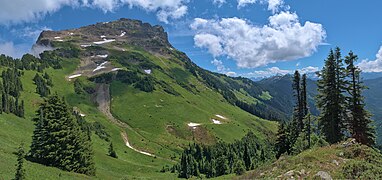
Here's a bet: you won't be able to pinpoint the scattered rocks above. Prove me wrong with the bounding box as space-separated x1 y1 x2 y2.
341 138 356 148
272 167 278 172
332 159 339 166
284 170 295 177
298 169 306 176
314 171 332 180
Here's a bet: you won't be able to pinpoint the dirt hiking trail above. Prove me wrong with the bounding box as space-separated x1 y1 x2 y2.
95 83 154 157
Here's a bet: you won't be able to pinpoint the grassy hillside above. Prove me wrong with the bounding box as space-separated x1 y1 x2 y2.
0 18 278 179
0 58 178 179
240 139 382 179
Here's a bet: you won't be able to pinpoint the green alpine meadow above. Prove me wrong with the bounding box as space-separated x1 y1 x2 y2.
1 1 382 179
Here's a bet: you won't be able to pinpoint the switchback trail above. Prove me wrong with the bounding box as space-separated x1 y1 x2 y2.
95 83 154 157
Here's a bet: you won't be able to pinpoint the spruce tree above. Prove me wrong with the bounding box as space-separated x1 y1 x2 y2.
305 113 312 148
233 160 246 175
14 143 25 180
301 74 308 117
29 95 95 175
243 145 251 170
108 142 118 158
345 51 375 146
275 122 290 158
316 48 346 144
301 74 311 147
290 70 304 145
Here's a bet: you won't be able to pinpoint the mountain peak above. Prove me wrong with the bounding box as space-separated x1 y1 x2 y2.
36 18 172 54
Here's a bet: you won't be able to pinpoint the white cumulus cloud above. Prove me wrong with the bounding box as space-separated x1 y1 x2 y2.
243 66 319 78
0 42 30 58
358 46 382 72
190 11 326 68
211 59 228 72
122 0 188 23
0 0 80 25
0 0 188 24
299 66 319 74
247 67 291 77
225 71 237 76
210 58 237 76
237 0 284 13
194 34 223 56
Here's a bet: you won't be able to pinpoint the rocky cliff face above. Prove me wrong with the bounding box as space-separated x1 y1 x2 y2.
36 18 173 54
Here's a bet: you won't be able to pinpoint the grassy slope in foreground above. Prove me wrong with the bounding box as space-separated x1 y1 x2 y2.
240 140 382 179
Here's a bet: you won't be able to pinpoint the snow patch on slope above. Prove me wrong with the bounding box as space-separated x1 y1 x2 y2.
93 61 108 72
215 114 227 119
93 39 115 45
68 74 82 79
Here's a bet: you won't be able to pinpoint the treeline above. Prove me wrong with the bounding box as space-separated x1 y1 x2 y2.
90 70 156 92
275 47 376 158
28 95 95 175
168 132 274 178
0 50 65 117
33 73 53 97
0 52 61 72
0 68 24 117
73 79 96 95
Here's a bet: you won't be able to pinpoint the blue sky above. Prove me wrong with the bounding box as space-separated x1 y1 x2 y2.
0 0 382 78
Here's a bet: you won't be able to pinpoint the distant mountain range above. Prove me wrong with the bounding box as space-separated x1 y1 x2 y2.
251 71 382 82
255 74 382 144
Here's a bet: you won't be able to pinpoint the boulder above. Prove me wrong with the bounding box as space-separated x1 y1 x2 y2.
314 171 332 180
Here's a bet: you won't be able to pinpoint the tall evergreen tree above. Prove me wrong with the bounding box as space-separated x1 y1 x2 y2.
292 71 304 132
305 113 312 148
29 95 95 175
345 51 375 146
108 142 117 158
301 74 308 117
275 122 290 158
14 143 25 180
290 70 304 146
316 48 346 144
243 145 252 170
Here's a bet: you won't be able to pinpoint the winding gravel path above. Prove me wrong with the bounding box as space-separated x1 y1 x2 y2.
95 83 154 157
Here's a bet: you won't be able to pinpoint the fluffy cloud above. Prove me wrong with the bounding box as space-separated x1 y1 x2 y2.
0 0 79 25
243 66 319 78
299 66 319 74
225 71 237 76
122 0 188 23
11 26 52 39
237 0 284 13
211 59 228 72
0 0 188 24
190 11 326 68
247 67 291 77
194 34 223 56
211 59 237 76
0 42 30 58
358 46 382 72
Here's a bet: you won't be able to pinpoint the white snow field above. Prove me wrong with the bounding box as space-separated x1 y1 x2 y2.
93 61 108 72
68 74 82 79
